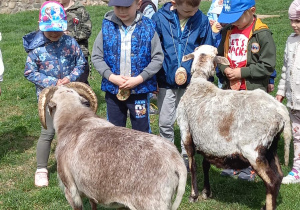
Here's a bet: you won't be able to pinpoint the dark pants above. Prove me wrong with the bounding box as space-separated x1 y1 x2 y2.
105 92 151 133
78 56 90 85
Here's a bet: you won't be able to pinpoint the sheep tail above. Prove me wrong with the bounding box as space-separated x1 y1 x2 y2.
279 105 292 166
171 165 187 210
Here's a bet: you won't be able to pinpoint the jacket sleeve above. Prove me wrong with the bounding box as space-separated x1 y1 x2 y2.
199 18 214 46
269 69 277 84
140 32 164 81
66 40 86 82
276 42 288 97
240 30 276 79
207 0 216 21
24 51 58 88
91 30 113 80
217 25 231 75
151 13 163 41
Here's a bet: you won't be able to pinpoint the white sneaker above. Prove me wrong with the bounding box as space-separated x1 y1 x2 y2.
282 168 300 184
35 168 48 187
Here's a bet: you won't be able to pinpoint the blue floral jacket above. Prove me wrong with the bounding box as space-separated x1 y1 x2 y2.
23 31 86 98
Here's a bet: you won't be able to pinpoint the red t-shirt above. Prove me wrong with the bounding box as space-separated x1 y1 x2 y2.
227 19 255 90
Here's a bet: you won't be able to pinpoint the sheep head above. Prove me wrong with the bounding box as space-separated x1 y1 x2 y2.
182 45 229 79
38 82 98 129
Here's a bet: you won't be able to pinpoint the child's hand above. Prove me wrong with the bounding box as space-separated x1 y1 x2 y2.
267 84 274 93
209 20 216 27
215 22 222 30
276 95 284 103
57 77 70 86
225 67 241 80
108 74 126 86
119 75 143 89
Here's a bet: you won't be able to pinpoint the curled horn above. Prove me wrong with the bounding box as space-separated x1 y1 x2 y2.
38 86 58 129
65 82 98 114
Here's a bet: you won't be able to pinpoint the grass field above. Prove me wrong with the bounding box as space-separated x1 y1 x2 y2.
0 0 299 209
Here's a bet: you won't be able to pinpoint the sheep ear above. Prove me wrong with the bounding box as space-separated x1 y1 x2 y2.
80 96 88 104
182 53 194 62
48 101 56 118
213 56 230 65
48 101 56 109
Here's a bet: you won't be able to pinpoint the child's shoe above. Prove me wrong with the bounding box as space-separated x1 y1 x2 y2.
238 167 256 181
282 168 300 184
35 168 48 187
221 169 240 177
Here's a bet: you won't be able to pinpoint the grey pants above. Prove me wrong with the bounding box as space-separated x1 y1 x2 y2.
157 88 186 155
36 108 55 169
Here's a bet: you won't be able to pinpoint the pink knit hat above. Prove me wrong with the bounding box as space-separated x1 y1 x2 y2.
289 0 300 20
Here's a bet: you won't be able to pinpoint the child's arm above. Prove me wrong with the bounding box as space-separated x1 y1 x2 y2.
267 70 277 93
240 31 276 80
276 44 288 102
207 0 217 23
65 41 86 83
24 52 58 88
91 30 126 86
199 18 214 46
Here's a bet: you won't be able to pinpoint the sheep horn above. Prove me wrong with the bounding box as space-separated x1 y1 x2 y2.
38 86 58 129
65 82 98 113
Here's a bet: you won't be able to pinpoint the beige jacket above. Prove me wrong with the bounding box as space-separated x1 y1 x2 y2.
277 33 300 110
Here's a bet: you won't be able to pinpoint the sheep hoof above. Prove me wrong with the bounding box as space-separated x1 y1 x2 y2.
201 189 212 200
189 195 199 202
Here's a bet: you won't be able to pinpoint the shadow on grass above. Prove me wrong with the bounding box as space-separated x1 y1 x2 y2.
0 125 35 161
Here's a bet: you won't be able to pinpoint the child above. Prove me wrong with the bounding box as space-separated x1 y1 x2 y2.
276 0 300 184
91 0 163 133
0 32 3 96
207 0 277 91
56 0 92 85
23 1 86 187
217 0 276 181
151 0 213 169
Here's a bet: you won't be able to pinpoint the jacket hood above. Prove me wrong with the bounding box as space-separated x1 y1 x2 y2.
252 17 269 33
157 2 174 20
23 31 49 53
104 10 143 26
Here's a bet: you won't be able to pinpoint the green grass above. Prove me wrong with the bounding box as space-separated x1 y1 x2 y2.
0 0 298 209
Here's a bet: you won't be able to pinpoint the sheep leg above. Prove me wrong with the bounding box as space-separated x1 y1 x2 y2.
89 199 97 210
201 158 212 199
184 133 199 202
253 154 282 210
64 187 83 210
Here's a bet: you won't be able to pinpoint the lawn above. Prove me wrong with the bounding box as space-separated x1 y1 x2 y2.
0 0 299 209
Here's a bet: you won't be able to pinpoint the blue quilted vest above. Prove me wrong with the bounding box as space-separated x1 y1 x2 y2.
101 17 157 94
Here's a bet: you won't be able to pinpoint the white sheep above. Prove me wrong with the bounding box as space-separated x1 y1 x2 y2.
176 45 292 210
38 82 187 210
